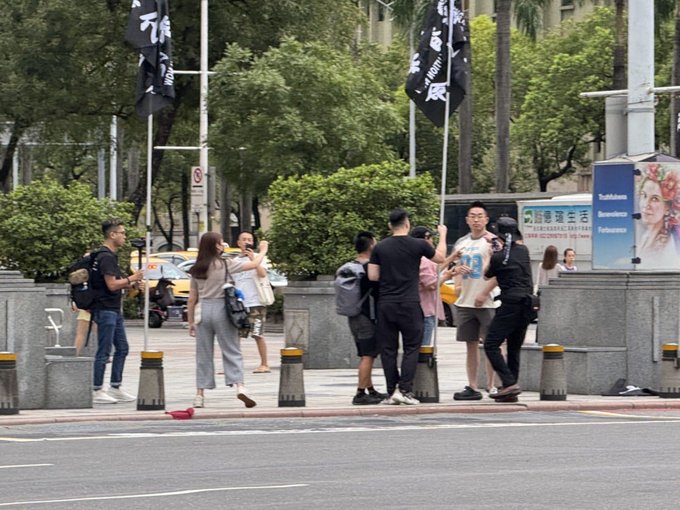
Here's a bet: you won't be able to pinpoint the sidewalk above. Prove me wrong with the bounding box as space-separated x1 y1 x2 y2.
3 324 679 426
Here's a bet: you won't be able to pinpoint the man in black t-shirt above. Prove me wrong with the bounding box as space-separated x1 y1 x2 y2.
477 217 534 401
368 208 447 405
90 219 144 404
347 231 386 406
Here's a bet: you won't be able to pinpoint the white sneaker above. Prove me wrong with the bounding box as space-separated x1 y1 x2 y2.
93 389 118 404
107 387 136 402
193 395 205 408
489 387 498 396
400 391 420 405
382 389 404 405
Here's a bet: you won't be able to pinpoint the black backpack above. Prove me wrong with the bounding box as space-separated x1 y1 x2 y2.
67 249 105 310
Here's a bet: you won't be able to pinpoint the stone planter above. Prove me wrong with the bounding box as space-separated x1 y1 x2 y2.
282 277 357 369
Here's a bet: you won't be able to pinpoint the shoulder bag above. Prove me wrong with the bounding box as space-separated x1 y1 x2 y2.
254 269 275 306
223 260 251 331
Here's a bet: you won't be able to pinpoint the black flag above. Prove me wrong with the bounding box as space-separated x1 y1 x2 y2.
126 0 175 117
405 0 468 127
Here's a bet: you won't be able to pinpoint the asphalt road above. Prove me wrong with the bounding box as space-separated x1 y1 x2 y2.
2 410 679 509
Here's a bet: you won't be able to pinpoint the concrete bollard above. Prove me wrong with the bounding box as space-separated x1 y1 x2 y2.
659 343 680 398
137 351 165 411
0 352 19 415
413 346 439 403
278 347 305 407
540 344 567 401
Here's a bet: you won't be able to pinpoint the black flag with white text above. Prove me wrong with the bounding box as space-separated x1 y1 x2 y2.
405 0 468 127
126 0 175 117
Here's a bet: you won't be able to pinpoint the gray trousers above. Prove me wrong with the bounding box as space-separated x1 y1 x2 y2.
196 298 244 388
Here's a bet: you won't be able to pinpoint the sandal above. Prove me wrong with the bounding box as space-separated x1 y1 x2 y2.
253 366 271 374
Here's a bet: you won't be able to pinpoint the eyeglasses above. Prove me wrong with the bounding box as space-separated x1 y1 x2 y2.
112 230 127 236
467 214 486 220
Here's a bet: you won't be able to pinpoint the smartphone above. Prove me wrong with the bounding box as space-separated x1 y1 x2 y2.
244 243 254 251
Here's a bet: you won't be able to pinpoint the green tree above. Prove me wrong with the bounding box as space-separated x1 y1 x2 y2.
266 161 437 278
210 39 403 199
513 8 615 191
0 179 132 281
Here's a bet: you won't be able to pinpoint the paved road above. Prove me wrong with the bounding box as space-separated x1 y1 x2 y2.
2 410 680 509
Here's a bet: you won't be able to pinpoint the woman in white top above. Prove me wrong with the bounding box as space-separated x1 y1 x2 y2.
558 248 577 272
187 232 268 409
537 245 559 288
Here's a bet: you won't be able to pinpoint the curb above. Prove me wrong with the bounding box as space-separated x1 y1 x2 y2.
4 399 680 426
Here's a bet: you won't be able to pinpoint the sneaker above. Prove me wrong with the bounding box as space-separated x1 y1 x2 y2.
193 395 205 408
494 394 519 403
490 384 521 399
237 388 257 408
368 389 388 400
108 386 136 402
382 389 404 405
453 386 483 401
488 387 498 396
400 391 420 405
93 389 118 404
352 393 382 405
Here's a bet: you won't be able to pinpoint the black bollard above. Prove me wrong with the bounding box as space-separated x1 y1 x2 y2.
278 347 305 407
540 344 567 401
659 343 680 398
413 346 439 403
137 351 165 411
0 352 19 415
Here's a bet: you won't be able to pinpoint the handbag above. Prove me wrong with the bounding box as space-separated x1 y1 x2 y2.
254 270 275 306
223 261 251 331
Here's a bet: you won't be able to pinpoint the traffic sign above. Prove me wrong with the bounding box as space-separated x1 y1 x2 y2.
191 166 204 188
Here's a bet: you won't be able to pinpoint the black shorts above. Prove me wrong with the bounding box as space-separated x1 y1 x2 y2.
348 314 378 358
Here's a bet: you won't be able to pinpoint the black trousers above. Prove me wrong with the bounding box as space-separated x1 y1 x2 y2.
483 302 530 388
376 301 424 394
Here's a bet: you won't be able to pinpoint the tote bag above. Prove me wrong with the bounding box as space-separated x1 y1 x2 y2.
254 271 275 306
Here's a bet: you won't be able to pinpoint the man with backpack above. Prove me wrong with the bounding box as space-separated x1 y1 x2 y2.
335 231 386 405
368 209 448 405
89 219 144 404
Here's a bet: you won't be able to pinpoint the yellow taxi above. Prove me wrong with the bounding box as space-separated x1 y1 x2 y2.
440 279 458 327
131 257 192 304
149 249 199 266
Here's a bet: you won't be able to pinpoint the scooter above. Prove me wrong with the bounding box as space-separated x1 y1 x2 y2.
147 277 184 328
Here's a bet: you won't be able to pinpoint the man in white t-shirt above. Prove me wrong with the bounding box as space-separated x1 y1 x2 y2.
452 202 501 401
232 231 271 373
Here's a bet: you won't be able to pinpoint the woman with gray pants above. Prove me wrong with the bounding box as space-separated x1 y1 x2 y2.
187 231 269 408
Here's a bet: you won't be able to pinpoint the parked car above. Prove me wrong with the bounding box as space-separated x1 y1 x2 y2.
149 249 199 267
440 279 458 327
131 258 192 305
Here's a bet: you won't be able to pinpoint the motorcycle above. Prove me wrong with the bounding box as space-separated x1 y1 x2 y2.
146 277 186 328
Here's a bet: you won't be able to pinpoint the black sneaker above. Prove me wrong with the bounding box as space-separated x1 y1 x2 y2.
494 394 519 403
368 389 388 400
453 386 483 401
352 393 382 405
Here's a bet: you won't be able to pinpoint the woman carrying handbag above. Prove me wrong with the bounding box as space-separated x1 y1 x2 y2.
187 232 268 408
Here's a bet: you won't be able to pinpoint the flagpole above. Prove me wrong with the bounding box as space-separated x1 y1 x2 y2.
439 0 455 225
144 113 152 351
434 1 456 354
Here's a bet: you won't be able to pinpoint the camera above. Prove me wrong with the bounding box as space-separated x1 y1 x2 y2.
244 243 255 251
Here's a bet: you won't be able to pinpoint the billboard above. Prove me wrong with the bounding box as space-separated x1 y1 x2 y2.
634 162 680 270
592 162 635 269
518 197 591 263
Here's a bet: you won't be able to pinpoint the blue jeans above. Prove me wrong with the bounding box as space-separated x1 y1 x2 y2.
422 315 436 347
92 309 129 390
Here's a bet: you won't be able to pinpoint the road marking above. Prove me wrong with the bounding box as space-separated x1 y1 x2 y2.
0 484 308 507
0 464 53 470
580 410 680 420
1 418 680 443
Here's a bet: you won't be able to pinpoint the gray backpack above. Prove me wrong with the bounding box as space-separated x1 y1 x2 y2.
334 260 371 317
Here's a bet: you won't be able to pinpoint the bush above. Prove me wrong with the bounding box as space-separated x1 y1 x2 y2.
0 178 133 282
266 161 438 278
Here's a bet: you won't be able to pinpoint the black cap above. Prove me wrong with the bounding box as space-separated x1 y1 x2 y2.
410 226 432 239
496 217 520 237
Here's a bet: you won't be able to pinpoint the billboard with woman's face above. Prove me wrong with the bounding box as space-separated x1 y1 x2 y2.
635 162 680 269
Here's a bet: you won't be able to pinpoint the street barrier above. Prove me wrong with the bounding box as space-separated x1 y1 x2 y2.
540 344 567 401
659 343 680 398
137 351 165 410
278 347 305 407
413 346 439 403
0 352 19 415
